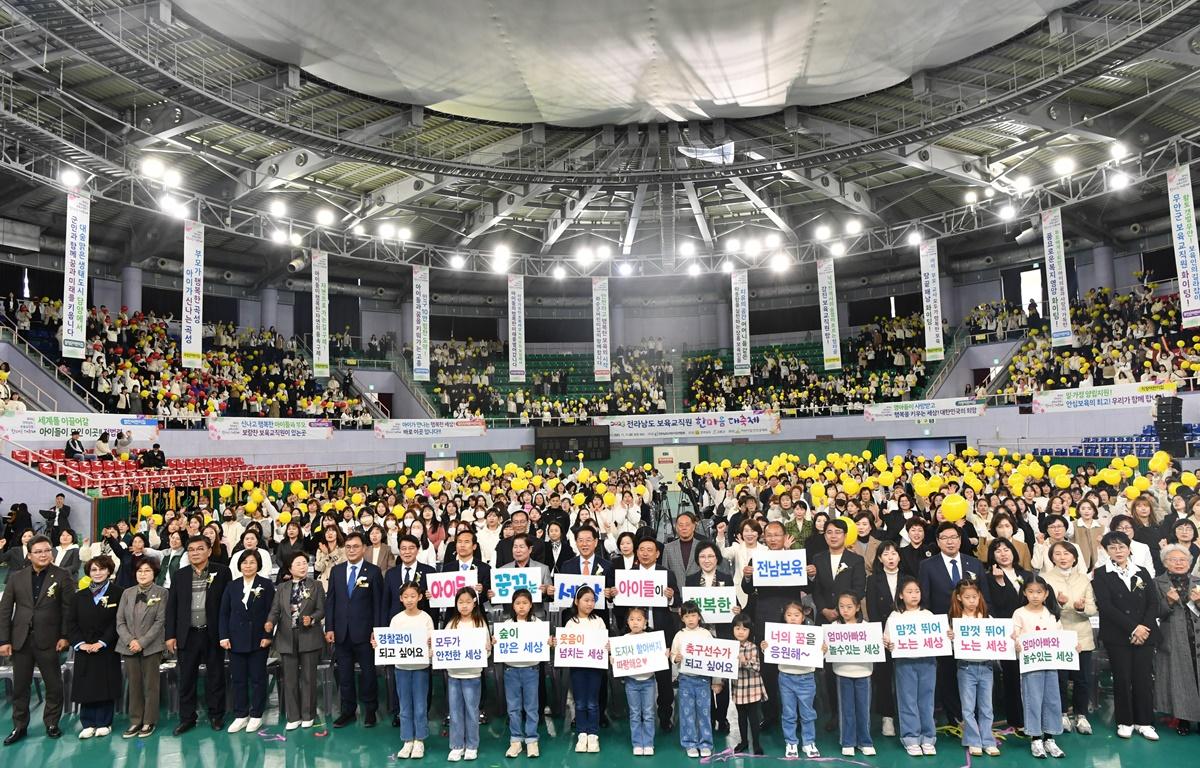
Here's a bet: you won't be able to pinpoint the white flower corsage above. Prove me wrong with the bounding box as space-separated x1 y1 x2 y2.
355 576 369 588
300 588 311 601
99 595 111 608
1131 575 1144 592
251 586 264 599
836 562 849 576
147 596 162 607
46 582 57 598
207 573 215 585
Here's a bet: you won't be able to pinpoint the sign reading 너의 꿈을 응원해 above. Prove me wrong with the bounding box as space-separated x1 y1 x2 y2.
763 622 824 667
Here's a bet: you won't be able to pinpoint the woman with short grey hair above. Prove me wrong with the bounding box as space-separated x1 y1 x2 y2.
1154 543 1200 735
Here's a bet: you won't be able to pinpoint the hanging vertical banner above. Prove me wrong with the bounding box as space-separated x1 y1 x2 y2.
731 269 751 376
181 221 205 369
311 249 330 378
919 240 945 362
412 265 430 381
817 257 842 370
1167 165 1200 328
61 192 90 360
1040 208 1075 347
592 276 611 382
508 274 525 383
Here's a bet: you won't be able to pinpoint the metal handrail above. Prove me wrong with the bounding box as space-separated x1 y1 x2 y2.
918 325 971 399
386 355 440 419
0 323 108 413
1 364 57 411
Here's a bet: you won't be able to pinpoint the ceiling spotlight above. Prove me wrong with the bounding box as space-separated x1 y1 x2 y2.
770 252 789 272
844 219 862 235
289 232 303 246
169 199 188 219
618 262 633 277
829 241 846 257
764 232 781 249
449 254 466 270
964 190 978 204
1052 156 1076 176
595 244 611 260
1110 141 1128 160
59 168 81 188
271 229 287 244
814 224 832 241
687 263 701 277
492 244 511 273
1012 176 1031 193
907 230 922 246
678 240 696 258
744 239 762 259
984 187 996 198
552 265 566 280
269 199 286 218
721 260 735 273
576 247 595 266
158 193 177 213
315 208 334 227
724 238 740 254
141 157 165 178
378 223 396 239
999 204 1016 220
397 227 412 240
494 244 511 259
162 168 182 188
1109 171 1130 191
353 225 365 236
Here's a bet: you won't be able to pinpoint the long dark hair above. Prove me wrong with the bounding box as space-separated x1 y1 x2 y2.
446 586 486 629
1018 573 1061 620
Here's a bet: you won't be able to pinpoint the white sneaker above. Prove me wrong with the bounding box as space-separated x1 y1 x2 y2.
861 746 877 756
411 741 425 758
1061 714 1073 733
95 726 111 737
576 734 589 753
397 742 414 759
464 749 478 760
644 747 654 756
842 747 856 756
1043 738 1065 758
700 749 712 758
447 749 464 762
1031 740 1046 759
921 743 937 755
785 744 799 758
686 748 700 758
526 742 539 758
506 742 522 758
881 717 895 737
285 721 301 731
633 747 645 756
1073 715 1092 735
802 744 821 758
1116 724 1134 739
226 717 249 734
301 720 314 728
245 717 262 733
79 727 96 740
587 735 599 753
904 745 922 756
1136 725 1159 741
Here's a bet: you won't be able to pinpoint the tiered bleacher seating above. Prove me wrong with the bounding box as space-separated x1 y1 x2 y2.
1029 423 1200 459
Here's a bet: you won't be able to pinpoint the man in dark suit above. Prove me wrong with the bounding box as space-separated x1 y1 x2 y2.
0 534 72 745
383 534 436 725
324 531 385 728
442 528 493 609
806 518 867 731
493 510 546 568
918 522 989 724
39 494 71 542
166 535 232 734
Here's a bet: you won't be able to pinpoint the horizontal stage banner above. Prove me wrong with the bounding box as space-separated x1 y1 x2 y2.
0 412 160 443
374 418 486 439
593 409 781 439
864 397 986 422
207 417 333 441
1031 381 1177 414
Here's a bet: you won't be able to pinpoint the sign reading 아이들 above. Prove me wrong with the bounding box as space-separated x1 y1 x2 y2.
554 627 609 669
614 570 667 607
593 410 781 440
1017 631 1078 672
426 569 478 609
552 575 607 609
822 623 886 663
763 622 824 667
493 621 550 663
752 549 808 586
682 586 737 624
1031 381 1177 414
889 614 951 659
374 418 487 439
611 631 669 678
679 636 740 680
0 412 159 443
951 618 1015 661
491 568 544 604
206 417 332 441
372 626 428 666
864 397 986 422
431 627 488 670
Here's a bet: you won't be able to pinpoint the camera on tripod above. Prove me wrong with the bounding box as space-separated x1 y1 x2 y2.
678 461 692 474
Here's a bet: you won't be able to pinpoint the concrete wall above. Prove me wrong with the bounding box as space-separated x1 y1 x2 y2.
362 309 403 343
932 340 1019 398
92 278 122 313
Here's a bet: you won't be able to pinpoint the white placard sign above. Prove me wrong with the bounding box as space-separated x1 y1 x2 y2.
374 418 486 439
1041 208 1075 347
864 397 986 422
682 587 737 624
614 569 667 607
889 614 952 659
817 256 842 370
592 276 610 382
1168 164 1200 328
919 239 944 361
610 631 669 678
311 249 330 377
493 621 550 663
491 567 544 604
763 622 824 668
593 410 781 440
431 627 488 670
1018 631 1079 672
552 574 607 609
412 265 430 381
731 269 751 376
0 413 160 443
678 636 740 680
823 622 887 663
508 274 525 383
61 192 90 360
1031 381 1177 413
554 627 609 669
426 569 479 609
206 417 333 441
952 618 1015 661
372 626 428 666
181 220 205 369
751 548 808 586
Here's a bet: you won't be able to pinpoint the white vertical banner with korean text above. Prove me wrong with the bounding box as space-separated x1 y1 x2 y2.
731 269 751 376
181 221 205 369
508 274 525 383
311 249 330 378
61 192 90 360
919 239 944 361
817 256 842 370
412 265 430 381
1167 165 1200 328
592 276 610 382
1041 208 1075 347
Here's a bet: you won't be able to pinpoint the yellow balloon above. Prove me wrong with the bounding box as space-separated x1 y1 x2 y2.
139 505 153 517
244 501 258 514
403 488 416 500
603 492 617 506
1054 473 1071 489
838 516 859 547
941 493 968 522
842 478 861 496
643 463 653 472
480 481 492 493
151 514 163 526
1132 475 1150 491
572 493 585 506
78 576 92 590
270 479 284 493
219 484 234 499
1183 472 1198 489
594 483 607 495
277 511 292 525
392 504 405 517
387 479 397 489
1124 486 1140 500
334 499 347 511
1123 455 1139 469
242 480 255 491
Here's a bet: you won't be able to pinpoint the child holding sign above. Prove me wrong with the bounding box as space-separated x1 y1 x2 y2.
670 601 720 758
731 614 765 756
763 600 820 759
444 588 491 762
1012 575 1067 759
883 577 938 756
390 583 434 759
497 590 541 758
562 586 607 753
947 582 999 757
830 593 875 757
622 607 658 756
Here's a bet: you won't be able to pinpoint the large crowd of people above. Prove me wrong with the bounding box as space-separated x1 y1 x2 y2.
2 447 1198 759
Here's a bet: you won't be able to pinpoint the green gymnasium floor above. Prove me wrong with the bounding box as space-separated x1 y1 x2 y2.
0 689 1194 768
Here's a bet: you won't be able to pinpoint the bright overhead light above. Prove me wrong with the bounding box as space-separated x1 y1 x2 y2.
770 252 789 272
269 199 286 217
552 265 566 280
492 244 511 273
907 230 922 246
764 232 781 249
158 193 177 213
829 241 846 257
964 191 978 204
984 187 995 198
397 227 412 240
1109 171 1130 191
678 240 696 258
744 239 762 259
494 244 511 259
271 229 287 244
814 224 832 241
999 204 1016 220
724 238 740 254
141 157 165 178
576 247 595 266
1052 156 1076 176
595 245 611 260
687 263 701 277
721 260 735 273
315 208 334 227
162 168 182 188
379 223 396 239
353 225 365 236
618 262 633 277
59 168 81 188
1012 176 1031 193
289 232 303 246
844 219 862 235
449 254 466 270
1110 141 1128 160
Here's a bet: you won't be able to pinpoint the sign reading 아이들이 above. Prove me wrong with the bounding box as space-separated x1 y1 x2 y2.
430 627 488 670
491 568 544 604
763 622 824 668
372 626 428 666
493 621 550 663
0 412 159 443
426 569 478 609
952 618 1015 661
682 587 737 624
610 631 669 678
552 575 607 609
614 570 667 606
822 623 886 663
889 614 951 659
679 636 740 680
1017 631 1079 672
554 627 609 669
752 549 808 586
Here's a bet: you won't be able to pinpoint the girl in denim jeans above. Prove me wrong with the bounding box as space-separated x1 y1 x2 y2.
670 601 722 758
496 590 541 758
762 600 820 759
622 607 658 755
883 577 939 756
830 593 875 757
948 581 1000 757
443 587 490 762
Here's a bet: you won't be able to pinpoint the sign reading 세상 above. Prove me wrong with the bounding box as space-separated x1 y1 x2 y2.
614 570 667 607
752 549 808 586
373 418 486 439
889 614 951 659
554 627 609 669
206 417 333 441
1017 631 1078 672
610 631 669 678
493 621 550 663
822 623 886 663
552 575 607 609
491 568 543 604
763 622 824 668
430 627 488 670
680 636 740 680
952 618 1015 661
372 626 428 666
682 587 737 624
426 569 479 609
864 397 986 422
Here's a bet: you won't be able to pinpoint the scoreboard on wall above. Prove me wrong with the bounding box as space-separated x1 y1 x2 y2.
534 424 611 462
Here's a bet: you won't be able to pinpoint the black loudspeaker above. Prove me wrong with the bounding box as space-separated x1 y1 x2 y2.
1156 396 1184 455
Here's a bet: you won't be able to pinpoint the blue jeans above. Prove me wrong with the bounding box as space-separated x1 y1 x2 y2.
571 668 604 735
504 665 540 742
837 675 872 748
447 676 482 750
895 658 936 747
1021 670 1063 738
625 676 657 749
395 667 430 741
957 661 996 748
779 671 817 747
678 674 713 750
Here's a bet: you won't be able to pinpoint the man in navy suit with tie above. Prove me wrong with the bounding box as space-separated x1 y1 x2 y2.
383 534 436 726
324 531 385 728
918 522 989 725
